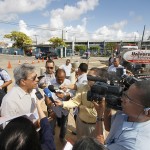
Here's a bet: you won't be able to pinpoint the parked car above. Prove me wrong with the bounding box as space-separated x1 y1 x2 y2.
35 51 58 59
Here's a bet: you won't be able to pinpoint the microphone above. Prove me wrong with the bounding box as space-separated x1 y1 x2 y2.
48 85 56 93
87 75 107 83
43 88 56 106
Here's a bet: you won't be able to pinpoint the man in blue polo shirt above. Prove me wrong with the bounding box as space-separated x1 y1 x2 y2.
94 80 150 150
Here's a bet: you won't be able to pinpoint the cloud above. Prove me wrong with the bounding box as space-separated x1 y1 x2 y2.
17 18 142 44
129 11 135 17
42 10 50 17
134 15 143 23
18 20 53 44
129 11 143 23
49 0 99 28
19 20 36 36
0 0 52 21
110 20 128 30
0 13 18 22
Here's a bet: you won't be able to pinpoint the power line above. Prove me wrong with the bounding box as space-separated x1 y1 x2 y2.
0 20 144 40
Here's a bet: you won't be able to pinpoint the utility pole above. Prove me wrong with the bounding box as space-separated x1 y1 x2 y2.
141 25 146 49
34 35 38 45
62 30 64 41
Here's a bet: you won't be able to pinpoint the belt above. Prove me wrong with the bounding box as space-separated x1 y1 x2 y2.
81 120 96 125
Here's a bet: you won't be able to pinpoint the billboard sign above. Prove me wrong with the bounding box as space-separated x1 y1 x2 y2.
123 50 150 64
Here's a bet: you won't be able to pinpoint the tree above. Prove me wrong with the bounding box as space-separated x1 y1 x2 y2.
48 37 66 49
89 45 100 55
105 42 116 55
75 45 87 51
4 31 32 49
90 45 100 51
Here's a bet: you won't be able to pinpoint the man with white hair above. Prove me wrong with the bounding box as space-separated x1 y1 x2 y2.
1 63 39 117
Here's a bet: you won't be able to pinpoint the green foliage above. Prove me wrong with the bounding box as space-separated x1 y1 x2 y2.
48 37 66 48
105 42 116 53
90 45 100 50
4 31 32 48
75 45 87 51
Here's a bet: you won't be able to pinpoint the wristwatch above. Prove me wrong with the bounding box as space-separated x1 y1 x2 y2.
96 116 104 122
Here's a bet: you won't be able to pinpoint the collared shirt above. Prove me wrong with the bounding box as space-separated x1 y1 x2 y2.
50 79 73 118
1 85 37 117
76 73 87 88
63 85 97 123
39 72 55 87
105 111 150 150
107 65 123 73
59 64 72 77
0 69 11 86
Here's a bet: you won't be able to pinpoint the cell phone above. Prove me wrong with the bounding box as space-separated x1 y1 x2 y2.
35 91 43 100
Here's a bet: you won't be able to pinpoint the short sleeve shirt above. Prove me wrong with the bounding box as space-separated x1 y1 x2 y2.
1 85 38 117
105 111 150 150
59 64 72 77
0 69 11 86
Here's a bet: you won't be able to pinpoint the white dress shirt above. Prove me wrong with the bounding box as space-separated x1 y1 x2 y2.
50 79 74 117
1 85 37 117
76 73 87 88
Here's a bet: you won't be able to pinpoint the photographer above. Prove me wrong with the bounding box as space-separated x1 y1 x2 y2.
94 80 150 150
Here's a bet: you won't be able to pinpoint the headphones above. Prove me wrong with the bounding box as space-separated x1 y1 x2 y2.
144 108 150 115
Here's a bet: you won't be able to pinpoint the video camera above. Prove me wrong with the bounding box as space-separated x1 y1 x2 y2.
87 67 144 110
87 81 123 110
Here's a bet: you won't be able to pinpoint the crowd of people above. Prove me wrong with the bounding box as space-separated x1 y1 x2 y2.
0 56 150 150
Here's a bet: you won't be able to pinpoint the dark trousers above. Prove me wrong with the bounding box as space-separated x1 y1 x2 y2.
57 115 68 139
50 114 68 139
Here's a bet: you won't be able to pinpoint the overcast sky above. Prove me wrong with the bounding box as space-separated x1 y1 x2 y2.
0 0 150 44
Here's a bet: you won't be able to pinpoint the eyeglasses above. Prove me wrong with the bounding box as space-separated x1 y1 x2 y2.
122 92 143 107
46 67 54 69
26 74 38 81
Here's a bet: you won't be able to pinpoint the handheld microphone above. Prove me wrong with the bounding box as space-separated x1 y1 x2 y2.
43 88 56 106
87 75 107 83
48 85 56 93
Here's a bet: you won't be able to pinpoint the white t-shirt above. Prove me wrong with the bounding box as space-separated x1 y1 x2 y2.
60 64 72 77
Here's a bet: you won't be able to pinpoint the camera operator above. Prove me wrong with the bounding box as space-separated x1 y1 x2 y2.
94 80 150 150
55 68 100 139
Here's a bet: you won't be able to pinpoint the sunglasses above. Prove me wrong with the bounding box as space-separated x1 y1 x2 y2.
26 74 38 81
46 67 54 69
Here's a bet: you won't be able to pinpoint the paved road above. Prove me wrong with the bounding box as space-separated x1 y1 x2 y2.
0 54 109 150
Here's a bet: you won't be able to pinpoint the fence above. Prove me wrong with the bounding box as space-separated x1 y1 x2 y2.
0 48 23 55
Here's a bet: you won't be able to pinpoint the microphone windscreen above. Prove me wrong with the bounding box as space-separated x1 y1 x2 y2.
43 88 52 98
48 85 56 93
